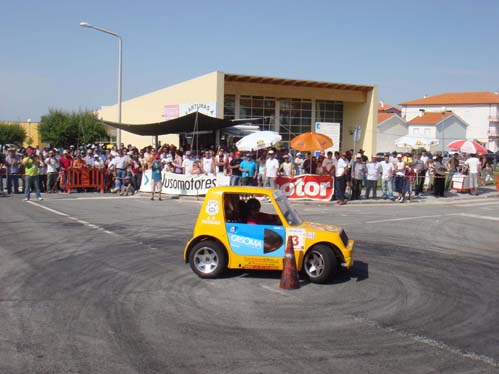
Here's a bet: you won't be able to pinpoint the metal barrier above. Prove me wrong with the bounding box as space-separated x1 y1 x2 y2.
60 168 105 194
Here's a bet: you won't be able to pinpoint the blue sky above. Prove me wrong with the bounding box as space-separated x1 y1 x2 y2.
1 0 498 122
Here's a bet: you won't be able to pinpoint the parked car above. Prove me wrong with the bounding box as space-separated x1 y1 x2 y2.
184 186 354 283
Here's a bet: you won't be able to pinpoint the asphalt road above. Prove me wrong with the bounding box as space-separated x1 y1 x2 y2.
0 193 498 374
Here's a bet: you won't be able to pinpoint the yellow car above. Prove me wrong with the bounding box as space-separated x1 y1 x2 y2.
183 186 354 284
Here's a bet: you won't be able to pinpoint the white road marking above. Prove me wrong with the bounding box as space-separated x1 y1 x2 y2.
27 201 118 236
456 213 499 222
453 201 499 208
353 316 498 368
54 195 142 201
364 214 458 224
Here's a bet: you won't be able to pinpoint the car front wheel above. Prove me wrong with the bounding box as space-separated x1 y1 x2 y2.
303 245 337 283
189 240 227 278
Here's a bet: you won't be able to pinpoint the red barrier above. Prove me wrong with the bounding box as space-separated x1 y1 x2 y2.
60 168 105 194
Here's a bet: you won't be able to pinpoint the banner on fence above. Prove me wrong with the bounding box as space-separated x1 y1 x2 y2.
140 170 230 195
276 175 334 201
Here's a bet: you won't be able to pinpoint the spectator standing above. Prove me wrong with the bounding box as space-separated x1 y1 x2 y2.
215 148 227 176
38 154 48 192
182 151 194 176
413 153 425 197
302 152 317 174
264 150 280 189
240 153 257 186
202 150 215 176
256 154 266 186
5 149 21 194
379 154 394 200
433 155 446 197
229 151 243 186
129 154 142 192
394 154 406 202
322 151 335 179
279 155 294 177
464 153 481 195
365 155 380 199
445 153 459 191
150 154 162 201
334 152 348 205
114 149 129 189
294 152 304 175
22 149 42 201
45 150 59 193
350 153 366 200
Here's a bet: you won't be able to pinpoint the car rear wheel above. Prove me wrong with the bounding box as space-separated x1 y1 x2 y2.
303 245 337 283
189 240 227 278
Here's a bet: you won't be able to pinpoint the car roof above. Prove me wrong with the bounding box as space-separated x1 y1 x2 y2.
208 186 275 195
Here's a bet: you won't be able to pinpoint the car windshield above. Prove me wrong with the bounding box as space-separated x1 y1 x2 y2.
273 190 303 226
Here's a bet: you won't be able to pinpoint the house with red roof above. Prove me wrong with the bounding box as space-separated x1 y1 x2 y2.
376 112 408 152
407 111 468 152
400 92 499 151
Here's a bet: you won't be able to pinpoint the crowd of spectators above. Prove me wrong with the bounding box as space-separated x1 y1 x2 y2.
0 142 495 202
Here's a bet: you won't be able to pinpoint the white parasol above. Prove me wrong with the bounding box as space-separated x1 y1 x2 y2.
235 131 282 151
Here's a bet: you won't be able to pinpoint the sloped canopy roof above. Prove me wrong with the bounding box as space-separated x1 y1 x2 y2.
101 112 260 136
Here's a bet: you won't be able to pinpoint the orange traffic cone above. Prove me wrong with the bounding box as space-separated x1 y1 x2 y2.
280 236 300 290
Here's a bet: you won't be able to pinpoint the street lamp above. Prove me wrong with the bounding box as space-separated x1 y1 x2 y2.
80 21 122 147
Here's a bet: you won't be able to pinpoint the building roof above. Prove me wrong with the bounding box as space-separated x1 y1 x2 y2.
377 112 396 124
224 73 374 91
408 112 453 125
401 92 499 106
377 102 400 111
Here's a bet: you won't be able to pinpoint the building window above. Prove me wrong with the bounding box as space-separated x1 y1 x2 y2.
424 128 431 136
239 95 275 129
279 99 312 143
224 95 235 120
413 128 420 135
315 100 343 148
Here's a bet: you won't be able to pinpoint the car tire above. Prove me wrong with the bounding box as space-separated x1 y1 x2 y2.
303 245 337 284
189 240 227 279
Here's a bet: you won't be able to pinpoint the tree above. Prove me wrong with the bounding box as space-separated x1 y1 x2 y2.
0 122 27 146
39 109 108 147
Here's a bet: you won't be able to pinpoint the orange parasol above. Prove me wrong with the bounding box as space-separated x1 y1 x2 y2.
290 132 333 152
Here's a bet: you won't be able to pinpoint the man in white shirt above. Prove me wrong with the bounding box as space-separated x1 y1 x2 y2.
45 150 59 193
464 153 481 195
365 155 381 199
334 152 348 205
379 154 394 200
264 150 280 189
322 151 335 178
182 150 194 176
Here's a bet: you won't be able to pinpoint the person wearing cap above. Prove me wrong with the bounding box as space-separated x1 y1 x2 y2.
264 149 280 189
150 153 162 200
229 151 243 186
294 152 304 176
239 153 257 186
279 154 294 177
119 175 135 196
350 153 366 200
22 148 42 201
433 154 446 197
365 155 381 199
394 153 406 202
113 149 129 189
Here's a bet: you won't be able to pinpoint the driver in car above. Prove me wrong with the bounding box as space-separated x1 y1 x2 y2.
246 198 279 225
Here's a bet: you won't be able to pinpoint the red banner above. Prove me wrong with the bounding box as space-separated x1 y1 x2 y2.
276 175 334 201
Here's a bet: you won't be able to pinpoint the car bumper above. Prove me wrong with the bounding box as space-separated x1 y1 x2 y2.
343 239 354 268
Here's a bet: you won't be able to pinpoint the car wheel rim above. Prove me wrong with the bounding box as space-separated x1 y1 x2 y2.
193 247 218 274
305 251 325 278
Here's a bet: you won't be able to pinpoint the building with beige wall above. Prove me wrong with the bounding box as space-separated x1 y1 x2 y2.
0 121 42 148
98 71 378 154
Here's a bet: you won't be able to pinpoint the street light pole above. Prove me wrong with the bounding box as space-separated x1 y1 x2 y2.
80 22 122 147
